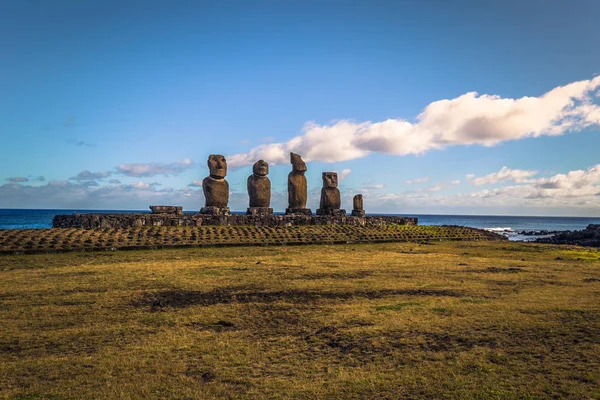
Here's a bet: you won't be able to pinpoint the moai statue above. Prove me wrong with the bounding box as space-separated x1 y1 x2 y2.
351 194 365 217
247 159 273 216
200 154 230 215
286 152 312 215
317 172 346 216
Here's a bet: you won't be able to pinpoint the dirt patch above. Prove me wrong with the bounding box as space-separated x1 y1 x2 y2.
294 271 373 280
467 267 525 273
304 328 498 358
134 287 466 309
44 271 99 277
188 320 237 332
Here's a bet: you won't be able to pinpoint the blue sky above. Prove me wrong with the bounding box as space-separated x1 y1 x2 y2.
2 0 600 215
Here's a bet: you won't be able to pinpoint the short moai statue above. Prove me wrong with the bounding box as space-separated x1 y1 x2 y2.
351 194 365 217
317 172 346 216
247 159 273 216
286 152 312 215
201 154 230 215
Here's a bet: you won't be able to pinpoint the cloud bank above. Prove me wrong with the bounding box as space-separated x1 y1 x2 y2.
69 170 112 181
228 76 600 167
116 159 193 177
3 164 600 215
467 167 538 186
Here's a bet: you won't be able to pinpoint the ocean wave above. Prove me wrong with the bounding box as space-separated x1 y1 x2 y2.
483 227 514 233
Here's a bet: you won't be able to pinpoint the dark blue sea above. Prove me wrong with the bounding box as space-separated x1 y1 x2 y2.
2 209 600 241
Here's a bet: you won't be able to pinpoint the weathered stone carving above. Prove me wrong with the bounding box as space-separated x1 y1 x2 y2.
286 152 311 215
247 159 273 216
351 194 365 217
201 154 230 215
317 172 345 216
150 205 183 215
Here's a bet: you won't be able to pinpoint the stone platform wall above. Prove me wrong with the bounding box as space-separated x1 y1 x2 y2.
52 213 418 229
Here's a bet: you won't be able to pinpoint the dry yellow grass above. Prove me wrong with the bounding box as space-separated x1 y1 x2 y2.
1 241 599 399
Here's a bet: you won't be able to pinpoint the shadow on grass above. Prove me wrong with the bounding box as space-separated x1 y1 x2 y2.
134 286 466 309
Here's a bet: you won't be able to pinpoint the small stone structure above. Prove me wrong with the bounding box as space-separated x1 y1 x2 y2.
317 172 345 216
201 154 230 215
286 152 311 215
247 159 273 216
150 206 183 215
351 194 365 217
53 213 418 229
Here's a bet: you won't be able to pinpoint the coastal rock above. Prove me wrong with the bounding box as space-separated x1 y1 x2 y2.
536 224 600 247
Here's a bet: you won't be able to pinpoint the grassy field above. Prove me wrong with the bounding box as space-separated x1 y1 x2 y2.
1 241 599 399
0 225 502 254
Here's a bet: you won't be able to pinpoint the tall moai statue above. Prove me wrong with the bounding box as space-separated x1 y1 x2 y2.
317 172 346 216
286 152 312 215
247 159 273 216
351 194 365 217
201 154 230 215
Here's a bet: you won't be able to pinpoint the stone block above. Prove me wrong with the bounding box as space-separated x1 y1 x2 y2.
316 209 347 217
200 206 231 216
285 208 312 215
247 207 273 216
150 206 183 215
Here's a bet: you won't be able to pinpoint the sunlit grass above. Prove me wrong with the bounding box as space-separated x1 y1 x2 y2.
1 241 599 399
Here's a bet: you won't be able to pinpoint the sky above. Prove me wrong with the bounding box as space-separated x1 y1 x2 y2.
1 0 600 216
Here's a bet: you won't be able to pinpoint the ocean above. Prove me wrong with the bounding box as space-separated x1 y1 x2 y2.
1 209 600 241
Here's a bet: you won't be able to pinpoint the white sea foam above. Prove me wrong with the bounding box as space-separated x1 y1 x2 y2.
483 227 514 233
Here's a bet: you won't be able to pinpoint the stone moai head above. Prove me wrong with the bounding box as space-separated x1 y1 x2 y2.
290 152 307 173
253 159 269 176
207 154 227 179
353 194 363 210
322 172 338 188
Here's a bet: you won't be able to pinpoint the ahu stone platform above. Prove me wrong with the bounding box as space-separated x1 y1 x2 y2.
52 213 418 229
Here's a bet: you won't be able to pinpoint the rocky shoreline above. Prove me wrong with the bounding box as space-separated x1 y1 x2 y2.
535 224 600 247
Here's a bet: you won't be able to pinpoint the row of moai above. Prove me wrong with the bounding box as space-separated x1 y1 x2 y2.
201 153 365 217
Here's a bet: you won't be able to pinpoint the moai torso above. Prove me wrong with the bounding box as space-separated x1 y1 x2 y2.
202 154 229 209
320 172 340 210
353 194 363 211
203 177 229 208
248 159 271 208
287 153 308 209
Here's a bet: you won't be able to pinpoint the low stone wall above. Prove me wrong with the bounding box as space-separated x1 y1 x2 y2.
52 213 418 229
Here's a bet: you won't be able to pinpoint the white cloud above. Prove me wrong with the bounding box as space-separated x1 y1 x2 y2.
227 76 600 167
470 167 539 186
362 163 600 214
6 177 28 183
117 158 193 177
337 168 352 180
405 176 429 184
360 184 385 191
451 180 461 185
69 170 111 181
534 165 600 190
188 180 203 187
124 181 161 190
